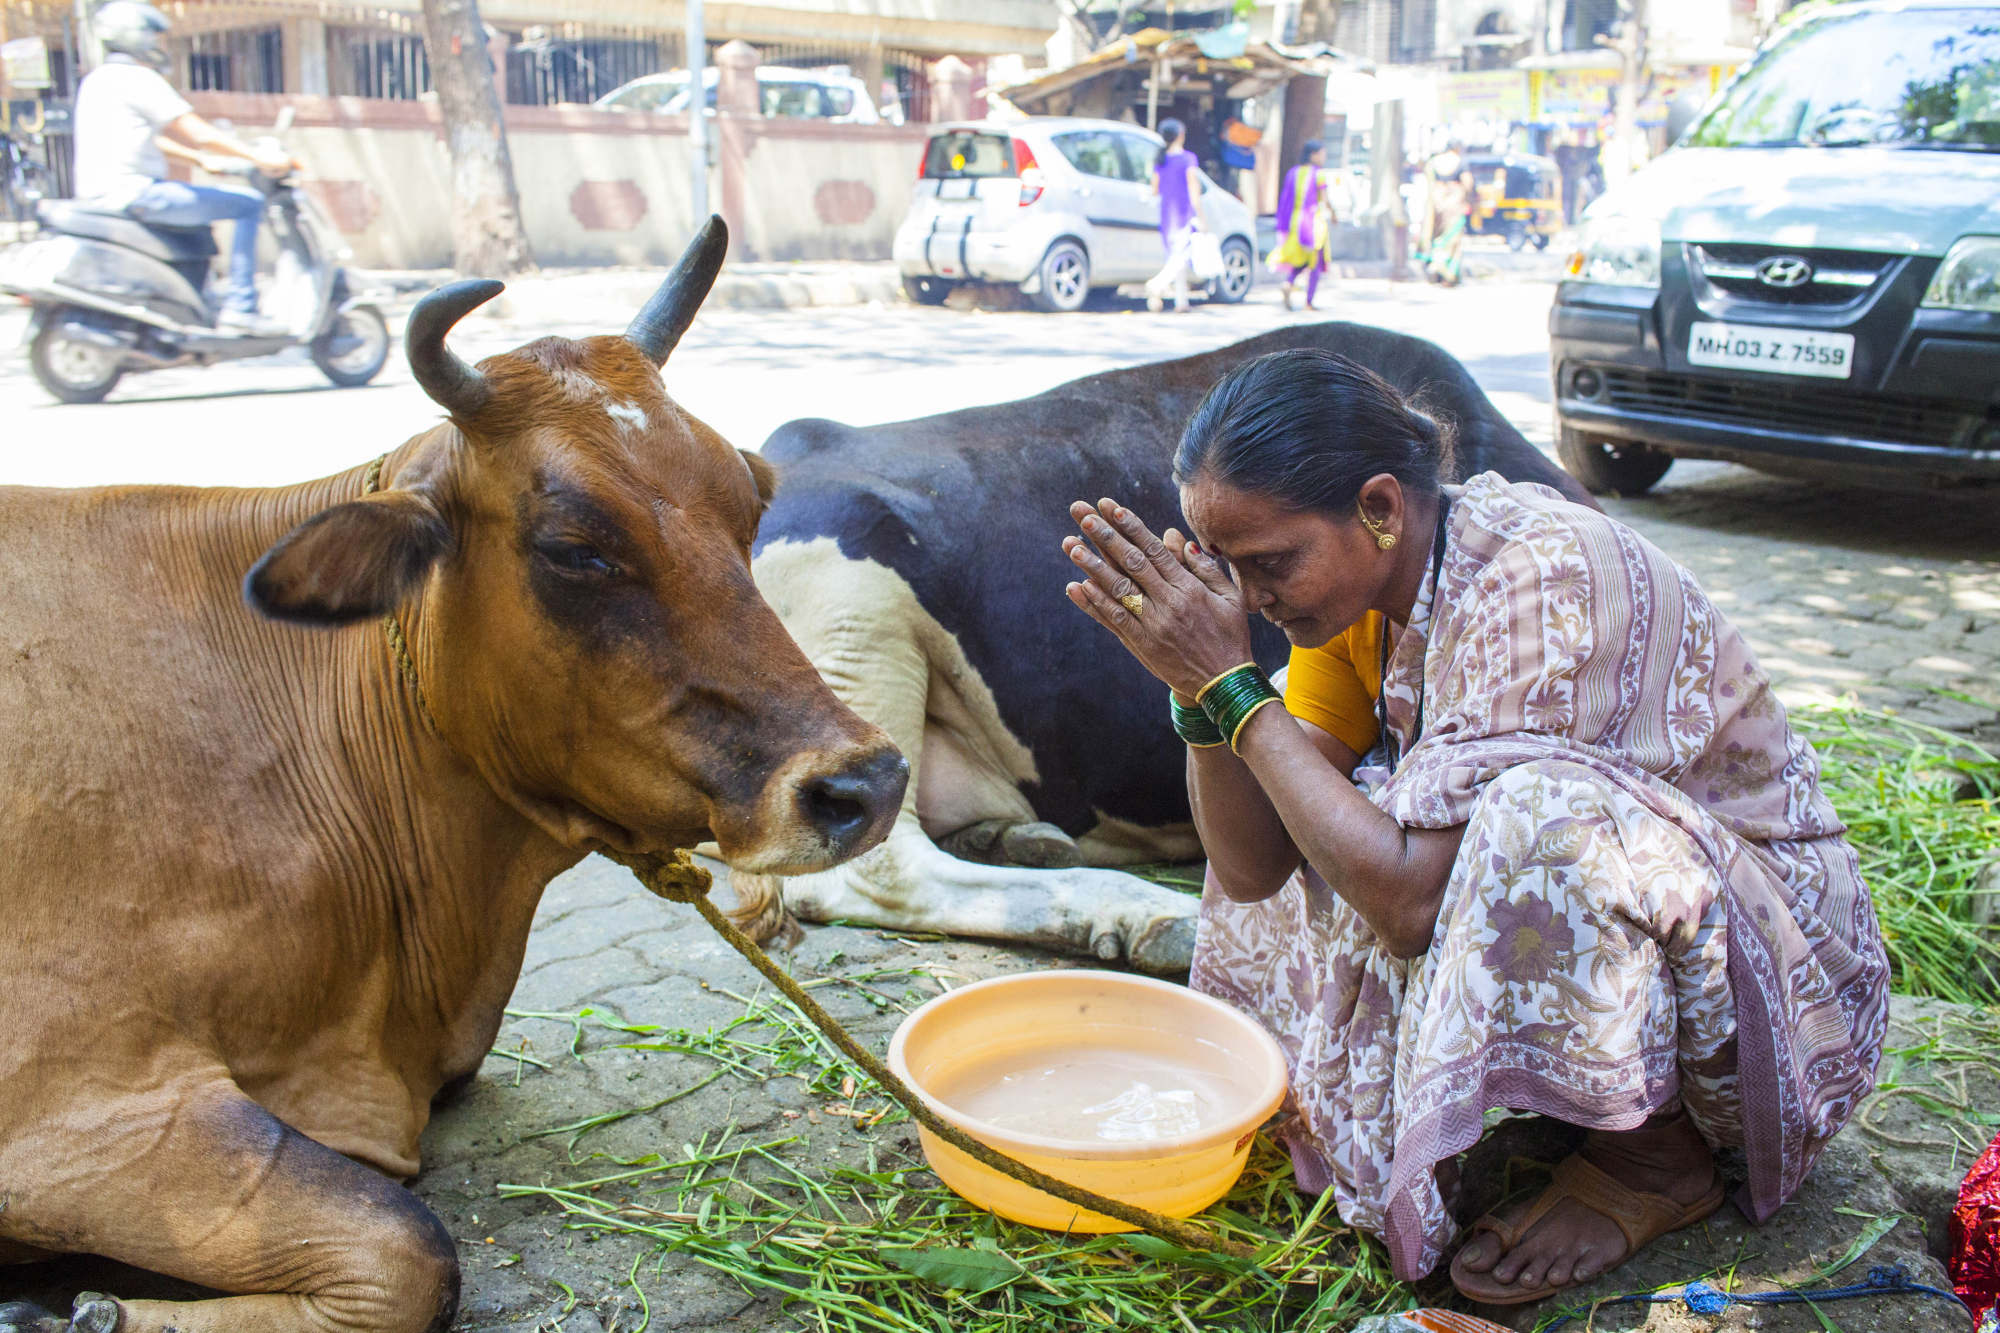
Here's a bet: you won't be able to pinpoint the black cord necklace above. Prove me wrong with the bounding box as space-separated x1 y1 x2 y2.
1374 495 1452 772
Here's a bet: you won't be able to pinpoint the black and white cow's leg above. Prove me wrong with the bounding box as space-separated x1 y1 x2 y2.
2 1073 457 1333
750 539 1200 971
775 835 1199 973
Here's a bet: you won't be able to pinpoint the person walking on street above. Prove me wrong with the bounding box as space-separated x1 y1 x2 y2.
74 1 299 333
1417 144 1473 286
1145 118 1208 313
1270 139 1336 311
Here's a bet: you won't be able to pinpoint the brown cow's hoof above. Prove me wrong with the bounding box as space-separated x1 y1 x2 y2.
0 1301 67 1333
68 1295 121 1333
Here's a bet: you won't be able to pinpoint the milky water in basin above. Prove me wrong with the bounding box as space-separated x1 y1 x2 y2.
931 1042 1240 1145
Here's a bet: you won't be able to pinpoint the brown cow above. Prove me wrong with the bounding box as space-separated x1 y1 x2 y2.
0 219 906 1333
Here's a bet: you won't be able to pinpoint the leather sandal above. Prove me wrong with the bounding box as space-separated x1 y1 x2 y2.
1449 1153 1726 1305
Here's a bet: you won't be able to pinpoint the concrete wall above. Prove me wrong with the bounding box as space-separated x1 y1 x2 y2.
718 118 930 263
190 91 929 269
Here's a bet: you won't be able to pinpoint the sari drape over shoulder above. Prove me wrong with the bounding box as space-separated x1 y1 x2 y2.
1191 473 1888 1280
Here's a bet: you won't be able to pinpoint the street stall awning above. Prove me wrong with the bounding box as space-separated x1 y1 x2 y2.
997 25 1367 116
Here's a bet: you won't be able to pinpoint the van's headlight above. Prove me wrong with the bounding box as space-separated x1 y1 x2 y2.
1565 215 1661 287
1923 237 2000 312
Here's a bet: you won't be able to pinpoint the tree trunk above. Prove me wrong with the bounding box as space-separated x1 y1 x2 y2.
418 0 533 276
1609 0 1651 178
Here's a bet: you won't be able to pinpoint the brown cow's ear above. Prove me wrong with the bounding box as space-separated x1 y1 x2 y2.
244 491 451 625
741 449 778 516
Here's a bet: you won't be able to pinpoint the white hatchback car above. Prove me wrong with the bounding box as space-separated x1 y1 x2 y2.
893 118 1257 312
594 66 880 123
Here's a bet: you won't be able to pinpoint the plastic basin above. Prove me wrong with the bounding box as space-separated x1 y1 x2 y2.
886 969 1287 1232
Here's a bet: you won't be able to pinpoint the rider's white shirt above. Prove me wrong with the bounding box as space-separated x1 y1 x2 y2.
73 57 191 208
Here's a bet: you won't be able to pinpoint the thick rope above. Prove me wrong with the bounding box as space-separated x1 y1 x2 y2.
357 442 1252 1262
611 848 1256 1261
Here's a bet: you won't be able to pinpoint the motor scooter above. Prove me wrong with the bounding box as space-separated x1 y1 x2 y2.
0 109 390 403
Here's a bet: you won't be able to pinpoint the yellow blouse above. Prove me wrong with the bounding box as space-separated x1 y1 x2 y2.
1283 612 1384 757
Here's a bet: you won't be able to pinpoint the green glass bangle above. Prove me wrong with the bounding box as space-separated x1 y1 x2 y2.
1198 665 1284 753
1171 693 1227 748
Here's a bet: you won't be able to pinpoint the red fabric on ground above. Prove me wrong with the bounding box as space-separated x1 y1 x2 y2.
1953 1128 2000 1325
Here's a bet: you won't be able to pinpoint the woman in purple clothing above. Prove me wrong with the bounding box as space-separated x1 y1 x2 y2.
1145 118 1208 313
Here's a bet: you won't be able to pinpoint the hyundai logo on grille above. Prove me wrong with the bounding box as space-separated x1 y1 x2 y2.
1755 255 1815 288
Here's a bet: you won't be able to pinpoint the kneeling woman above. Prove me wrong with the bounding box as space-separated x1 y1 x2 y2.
1059 350 1888 1301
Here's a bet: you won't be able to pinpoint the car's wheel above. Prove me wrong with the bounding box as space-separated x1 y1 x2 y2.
311 304 391 388
1209 237 1254 303
1557 425 1674 496
1532 233 1551 251
1029 239 1090 313
30 313 123 404
1506 223 1528 252
902 275 953 306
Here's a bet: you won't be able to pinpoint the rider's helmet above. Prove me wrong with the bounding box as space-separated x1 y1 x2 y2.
94 1 172 73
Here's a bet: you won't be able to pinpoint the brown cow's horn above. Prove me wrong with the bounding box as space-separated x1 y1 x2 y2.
625 215 728 366
407 278 503 416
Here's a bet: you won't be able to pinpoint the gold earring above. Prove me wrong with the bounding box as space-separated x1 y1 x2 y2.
1357 505 1397 551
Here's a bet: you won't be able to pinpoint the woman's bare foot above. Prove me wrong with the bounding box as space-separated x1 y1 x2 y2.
1454 1112 1719 1296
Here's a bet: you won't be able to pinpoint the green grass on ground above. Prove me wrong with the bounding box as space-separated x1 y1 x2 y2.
1791 703 2000 1006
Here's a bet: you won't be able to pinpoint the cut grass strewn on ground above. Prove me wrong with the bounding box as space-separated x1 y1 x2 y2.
502 994 1409 1332
504 1128 1405 1333
1791 703 2000 1005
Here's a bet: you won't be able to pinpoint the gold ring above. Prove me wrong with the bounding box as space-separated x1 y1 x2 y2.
1118 592 1145 617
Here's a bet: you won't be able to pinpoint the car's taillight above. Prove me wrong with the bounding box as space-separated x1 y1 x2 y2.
1013 138 1043 206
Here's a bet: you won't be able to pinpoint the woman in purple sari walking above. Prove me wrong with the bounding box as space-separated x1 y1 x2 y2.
1145 119 1208 313
1270 139 1336 310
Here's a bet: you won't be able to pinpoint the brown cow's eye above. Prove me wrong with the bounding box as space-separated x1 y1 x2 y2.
537 539 615 576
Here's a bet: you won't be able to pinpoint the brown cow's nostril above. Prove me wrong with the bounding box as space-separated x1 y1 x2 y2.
799 750 908 855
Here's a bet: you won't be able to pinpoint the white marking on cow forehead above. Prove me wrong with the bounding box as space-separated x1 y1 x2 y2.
605 400 649 433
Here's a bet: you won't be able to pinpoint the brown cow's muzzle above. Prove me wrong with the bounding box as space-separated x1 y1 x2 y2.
720 740 907 876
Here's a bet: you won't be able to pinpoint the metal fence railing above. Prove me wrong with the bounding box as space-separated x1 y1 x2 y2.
1 0 985 121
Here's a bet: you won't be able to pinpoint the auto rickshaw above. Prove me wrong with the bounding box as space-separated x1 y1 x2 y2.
1464 152 1561 251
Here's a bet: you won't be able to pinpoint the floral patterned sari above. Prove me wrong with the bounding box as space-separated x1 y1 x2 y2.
1191 473 1888 1280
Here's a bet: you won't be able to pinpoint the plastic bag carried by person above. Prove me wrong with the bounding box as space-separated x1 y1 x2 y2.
1189 232 1225 279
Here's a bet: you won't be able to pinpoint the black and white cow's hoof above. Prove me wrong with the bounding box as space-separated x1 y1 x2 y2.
1129 914 1198 976
67 1295 121 1333
0 1301 68 1333
938 820 1083 869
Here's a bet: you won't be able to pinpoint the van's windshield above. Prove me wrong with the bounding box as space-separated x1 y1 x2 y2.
1687 8 2000 152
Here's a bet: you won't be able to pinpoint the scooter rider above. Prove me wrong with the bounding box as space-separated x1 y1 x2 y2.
74 1 298 333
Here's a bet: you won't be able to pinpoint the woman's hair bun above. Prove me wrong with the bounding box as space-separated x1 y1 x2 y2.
1174 349 1455 511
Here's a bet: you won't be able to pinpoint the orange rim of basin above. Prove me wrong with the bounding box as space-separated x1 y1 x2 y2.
886 968 1288 1233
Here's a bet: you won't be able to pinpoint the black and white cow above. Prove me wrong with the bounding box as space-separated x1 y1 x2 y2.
739 322 1593 973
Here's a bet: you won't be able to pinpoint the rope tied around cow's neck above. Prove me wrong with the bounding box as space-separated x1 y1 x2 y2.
354 446 1250 1262
609 848 1256 1262
362 453 441 736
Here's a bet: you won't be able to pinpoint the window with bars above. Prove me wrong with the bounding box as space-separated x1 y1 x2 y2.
327 24 430 100
179 26 283 93
505 34 674 106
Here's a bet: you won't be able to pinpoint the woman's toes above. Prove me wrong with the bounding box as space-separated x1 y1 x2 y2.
1546 1253 1575 1288
1457 1235 1500 1273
